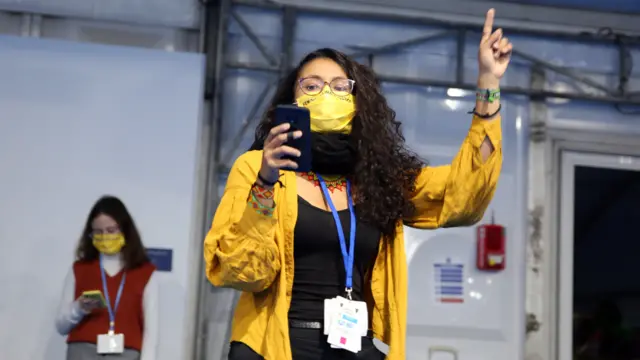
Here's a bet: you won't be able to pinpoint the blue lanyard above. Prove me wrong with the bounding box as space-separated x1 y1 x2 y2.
317 175 356 299
99 254 127 333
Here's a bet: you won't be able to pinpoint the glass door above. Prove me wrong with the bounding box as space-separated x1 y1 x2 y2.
558 151 640 360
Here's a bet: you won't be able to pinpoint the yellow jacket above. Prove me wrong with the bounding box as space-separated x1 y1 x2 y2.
204 115 502 360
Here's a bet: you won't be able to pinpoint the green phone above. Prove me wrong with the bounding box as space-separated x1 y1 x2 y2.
81 290 107 308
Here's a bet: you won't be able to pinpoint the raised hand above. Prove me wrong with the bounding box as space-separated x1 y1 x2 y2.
478 9 513 82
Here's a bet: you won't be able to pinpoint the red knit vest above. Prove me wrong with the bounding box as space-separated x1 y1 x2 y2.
67 260 156 351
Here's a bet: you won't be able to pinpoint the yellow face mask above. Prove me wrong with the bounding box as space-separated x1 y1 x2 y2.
92 233 125 255
296 87 356 134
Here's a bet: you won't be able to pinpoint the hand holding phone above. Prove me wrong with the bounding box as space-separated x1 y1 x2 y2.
79 290 107 313
259 105 311 183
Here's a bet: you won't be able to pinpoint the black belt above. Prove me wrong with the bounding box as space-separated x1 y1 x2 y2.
289 320 374 338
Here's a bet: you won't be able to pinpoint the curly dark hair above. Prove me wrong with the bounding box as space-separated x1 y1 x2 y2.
75 195 149 269
252 48 425 237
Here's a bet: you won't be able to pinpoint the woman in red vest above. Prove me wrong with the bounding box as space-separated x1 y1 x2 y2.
55 195 158 360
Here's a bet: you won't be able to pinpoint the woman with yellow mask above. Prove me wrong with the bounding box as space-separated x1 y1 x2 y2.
205 9 511 360
55 195 158 360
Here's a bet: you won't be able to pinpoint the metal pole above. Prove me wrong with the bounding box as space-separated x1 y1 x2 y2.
347 30 456 59
194 0 230 359
280 6 297 75
455 29 466 84
616 36 631 96
529 65 547 142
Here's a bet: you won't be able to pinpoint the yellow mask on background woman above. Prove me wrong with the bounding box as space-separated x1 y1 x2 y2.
92 233 125 255
296 87 356 134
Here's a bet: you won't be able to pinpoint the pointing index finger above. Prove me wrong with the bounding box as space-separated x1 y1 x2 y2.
482 8 495 40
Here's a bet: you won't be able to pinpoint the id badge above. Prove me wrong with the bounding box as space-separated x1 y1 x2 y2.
326 298 367 353
97 333 125 354
325 297 368 336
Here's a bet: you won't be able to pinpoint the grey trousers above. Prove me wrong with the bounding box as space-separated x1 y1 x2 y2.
67 342 140 360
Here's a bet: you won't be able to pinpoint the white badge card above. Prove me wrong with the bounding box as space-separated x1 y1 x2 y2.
97 333 125 354
327 297 368 337
352 300 368 337
324 297 339 335
327 300 363 353
328 297 368 350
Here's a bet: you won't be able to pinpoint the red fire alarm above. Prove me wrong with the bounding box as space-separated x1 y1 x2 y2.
476 211 506 271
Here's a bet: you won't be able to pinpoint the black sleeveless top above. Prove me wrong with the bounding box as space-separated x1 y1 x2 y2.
288 196 382 321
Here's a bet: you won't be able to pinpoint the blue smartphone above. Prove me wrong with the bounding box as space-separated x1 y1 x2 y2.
273 105 311 172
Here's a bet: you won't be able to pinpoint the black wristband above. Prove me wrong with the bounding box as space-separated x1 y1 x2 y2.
468 104 501 119
257 172 278 187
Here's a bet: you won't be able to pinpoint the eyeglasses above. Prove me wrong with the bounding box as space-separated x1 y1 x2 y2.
298 77 355 96
89 226 120 237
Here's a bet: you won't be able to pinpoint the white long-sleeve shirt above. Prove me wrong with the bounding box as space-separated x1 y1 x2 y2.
55 254 159 360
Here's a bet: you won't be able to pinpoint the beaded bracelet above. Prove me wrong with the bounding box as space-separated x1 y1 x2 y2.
248 184 275 217
252 182 274 200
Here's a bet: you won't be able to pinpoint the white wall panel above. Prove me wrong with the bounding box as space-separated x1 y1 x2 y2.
0 35 205 360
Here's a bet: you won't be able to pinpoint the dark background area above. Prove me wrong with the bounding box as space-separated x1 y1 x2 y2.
572 165 640 359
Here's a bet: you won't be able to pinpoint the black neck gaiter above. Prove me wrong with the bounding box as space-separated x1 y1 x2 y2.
310 132 357 176
248 131 357 175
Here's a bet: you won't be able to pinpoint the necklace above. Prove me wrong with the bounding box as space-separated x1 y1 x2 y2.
298 171 347 193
